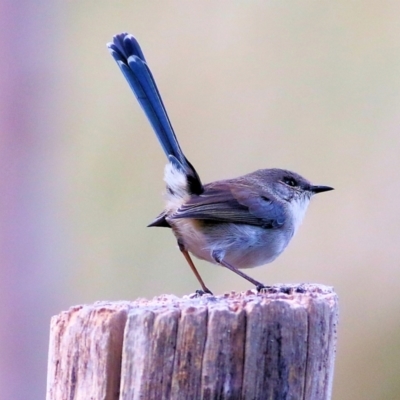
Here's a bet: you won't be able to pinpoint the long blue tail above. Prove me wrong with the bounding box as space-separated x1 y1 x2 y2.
107 33 202 195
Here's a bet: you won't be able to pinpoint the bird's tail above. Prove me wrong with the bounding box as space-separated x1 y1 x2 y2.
107 33 202 195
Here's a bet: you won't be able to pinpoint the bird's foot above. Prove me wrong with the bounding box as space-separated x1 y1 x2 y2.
192 288 214 297
256 284 272 293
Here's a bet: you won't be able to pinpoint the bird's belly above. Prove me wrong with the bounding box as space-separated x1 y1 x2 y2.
221 225 291 269
171 219 292 269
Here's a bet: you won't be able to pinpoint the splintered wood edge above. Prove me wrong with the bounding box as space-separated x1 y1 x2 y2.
47 284 338 400
46 301 132 400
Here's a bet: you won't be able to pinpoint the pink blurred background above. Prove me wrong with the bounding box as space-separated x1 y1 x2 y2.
1 2 400 399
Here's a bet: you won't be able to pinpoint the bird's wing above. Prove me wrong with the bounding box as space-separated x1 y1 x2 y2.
169 182 286 228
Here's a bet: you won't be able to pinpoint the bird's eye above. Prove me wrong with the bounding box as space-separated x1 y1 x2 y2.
283 177 297 187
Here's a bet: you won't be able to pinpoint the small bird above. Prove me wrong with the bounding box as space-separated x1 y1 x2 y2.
107 33 333 294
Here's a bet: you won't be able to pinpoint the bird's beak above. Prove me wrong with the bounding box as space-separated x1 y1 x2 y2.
310 185 334 194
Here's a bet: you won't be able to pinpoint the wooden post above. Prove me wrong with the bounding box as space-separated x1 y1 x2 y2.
46 284 338 400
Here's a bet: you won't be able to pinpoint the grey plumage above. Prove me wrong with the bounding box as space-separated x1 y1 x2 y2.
108 33 333 293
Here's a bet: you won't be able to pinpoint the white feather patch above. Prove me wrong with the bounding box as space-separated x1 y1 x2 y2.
164 163 189 211
289 194 311 235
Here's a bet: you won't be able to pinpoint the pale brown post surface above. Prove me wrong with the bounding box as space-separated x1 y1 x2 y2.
46 284 338 400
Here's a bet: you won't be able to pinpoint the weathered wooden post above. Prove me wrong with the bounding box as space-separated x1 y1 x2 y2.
46 284 338 400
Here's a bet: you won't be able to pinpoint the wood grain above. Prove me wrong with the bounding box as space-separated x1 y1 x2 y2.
46 284 338 400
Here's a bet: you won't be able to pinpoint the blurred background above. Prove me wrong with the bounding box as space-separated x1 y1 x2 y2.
1 1 400 399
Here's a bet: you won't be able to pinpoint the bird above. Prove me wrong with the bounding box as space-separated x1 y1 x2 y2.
107 33 333 294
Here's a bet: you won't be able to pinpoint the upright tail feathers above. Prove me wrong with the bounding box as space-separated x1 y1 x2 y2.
107 33 203 195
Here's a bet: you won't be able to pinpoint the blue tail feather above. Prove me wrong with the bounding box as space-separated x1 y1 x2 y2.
108 33 203 194
108 33 183 162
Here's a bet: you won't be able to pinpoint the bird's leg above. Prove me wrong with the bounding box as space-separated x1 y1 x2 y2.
212 251 268 292
178 240 213 295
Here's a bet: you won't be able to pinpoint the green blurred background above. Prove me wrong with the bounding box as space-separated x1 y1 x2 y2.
1 1 400 399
